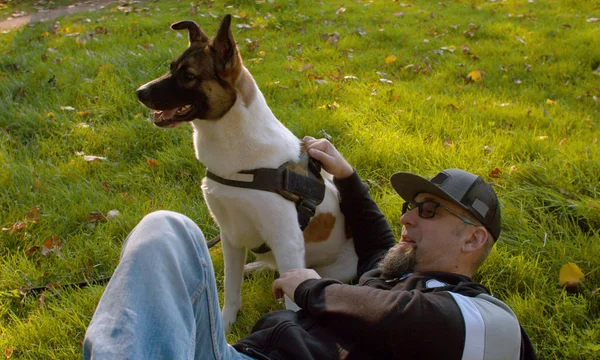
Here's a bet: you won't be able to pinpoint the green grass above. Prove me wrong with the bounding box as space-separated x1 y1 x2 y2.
1 0 599 358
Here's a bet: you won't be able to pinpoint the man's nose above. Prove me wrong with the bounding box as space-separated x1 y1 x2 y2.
400 207 418 226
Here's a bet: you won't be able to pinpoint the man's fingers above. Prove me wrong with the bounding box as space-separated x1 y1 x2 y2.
307 148 334 164
272 279 284 299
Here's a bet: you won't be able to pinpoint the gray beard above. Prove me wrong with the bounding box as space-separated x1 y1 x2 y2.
378 243 416 278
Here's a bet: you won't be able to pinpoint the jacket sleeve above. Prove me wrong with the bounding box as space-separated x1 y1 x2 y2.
294 279 466 358
334 171 397 277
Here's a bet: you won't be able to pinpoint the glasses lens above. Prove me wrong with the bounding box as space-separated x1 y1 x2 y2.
420 201 438 218
402 202 411 214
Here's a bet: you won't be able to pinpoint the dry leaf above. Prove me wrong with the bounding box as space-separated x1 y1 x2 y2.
559 262 585 294
467 69 484 82
86 211 106 223
147 159 158 168
38 293 46 309
536 135 548 140
27 206 41 222
106 209 120 221
489 168 502 178
2 221 26 233
384 55 397 64
25 246 41 256
443 138 454 147
83 155 107 162
546 99 557 105
559 138 568 146
41 235 62 256
60 106 75 111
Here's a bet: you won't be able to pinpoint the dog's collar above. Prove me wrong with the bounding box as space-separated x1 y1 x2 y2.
206 152 325 253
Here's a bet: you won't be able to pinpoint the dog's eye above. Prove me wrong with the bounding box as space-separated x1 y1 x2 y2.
184 72 196 81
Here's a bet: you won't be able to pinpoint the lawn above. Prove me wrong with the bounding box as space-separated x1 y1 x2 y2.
1 0 599 358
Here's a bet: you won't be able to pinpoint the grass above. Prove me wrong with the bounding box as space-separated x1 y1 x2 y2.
1 0 599 358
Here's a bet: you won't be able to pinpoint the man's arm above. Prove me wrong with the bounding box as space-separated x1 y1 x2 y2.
304 137 396 276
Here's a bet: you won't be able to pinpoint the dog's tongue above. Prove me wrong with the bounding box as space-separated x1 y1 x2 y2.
154 109 177 122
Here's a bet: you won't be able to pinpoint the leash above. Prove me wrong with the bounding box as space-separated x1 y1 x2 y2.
3 155 323 296
1 234 223 298
206 152 326 254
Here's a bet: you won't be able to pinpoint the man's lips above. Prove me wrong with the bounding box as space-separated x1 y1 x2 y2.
400 235 416 244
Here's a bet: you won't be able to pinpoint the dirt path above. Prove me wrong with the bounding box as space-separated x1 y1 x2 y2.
0 0 121 31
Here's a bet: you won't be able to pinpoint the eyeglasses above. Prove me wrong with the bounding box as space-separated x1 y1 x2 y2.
402 200 478 226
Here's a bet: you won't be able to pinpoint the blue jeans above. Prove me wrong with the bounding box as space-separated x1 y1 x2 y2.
83 211 255 360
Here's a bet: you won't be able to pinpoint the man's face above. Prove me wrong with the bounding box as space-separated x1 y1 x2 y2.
380 192 476 277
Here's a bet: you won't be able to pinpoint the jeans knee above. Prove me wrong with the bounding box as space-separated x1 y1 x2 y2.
122 211 207 261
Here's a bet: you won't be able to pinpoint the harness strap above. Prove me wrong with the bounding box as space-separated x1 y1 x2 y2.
205 152 326 254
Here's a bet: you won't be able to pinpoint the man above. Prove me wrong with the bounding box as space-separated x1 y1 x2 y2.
83 137 537 359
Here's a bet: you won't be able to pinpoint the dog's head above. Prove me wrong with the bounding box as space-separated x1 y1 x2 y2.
136 14 242 128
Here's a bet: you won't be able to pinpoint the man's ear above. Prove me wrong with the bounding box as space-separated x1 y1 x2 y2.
462 226 489 253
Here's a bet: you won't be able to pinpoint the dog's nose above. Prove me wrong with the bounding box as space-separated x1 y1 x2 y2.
136 86 149 103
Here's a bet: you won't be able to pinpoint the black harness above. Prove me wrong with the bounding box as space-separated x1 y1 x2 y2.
205 152 326 254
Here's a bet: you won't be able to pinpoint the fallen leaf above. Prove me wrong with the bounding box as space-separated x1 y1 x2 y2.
83 155 107 162
41 235 62 256
335 6 346 14
60 106 75 111
4 348 13 359
559 138 568 146
559 262 585 292
536 135 548 140
443 138 454 147
509 165 520 174
379 79 393 84
25 246 41 256
467 69 484 82
27 206 41 222
384 55 397 64
586 18 600 23
446 103 461 110
489 168 502 178
147 159 158 168
77 110 89 117
86 211 106 223
2 221 26 233
106 209 120 221
513 78 522 84
38 293 46 309
546 99 557 105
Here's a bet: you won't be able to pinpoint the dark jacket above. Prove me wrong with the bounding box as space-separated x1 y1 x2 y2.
234 172 537 360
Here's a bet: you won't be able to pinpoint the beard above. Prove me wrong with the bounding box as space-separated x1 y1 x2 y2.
378 242 416 278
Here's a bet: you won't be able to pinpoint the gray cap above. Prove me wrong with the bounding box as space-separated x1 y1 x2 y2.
390 168 501 240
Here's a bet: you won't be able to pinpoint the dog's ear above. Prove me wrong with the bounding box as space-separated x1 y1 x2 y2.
171 20 210 46
212 14 241 78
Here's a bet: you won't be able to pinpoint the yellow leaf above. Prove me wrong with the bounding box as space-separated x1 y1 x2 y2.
467 69 484 82
559 262 585 286
547 99 557 105
384 55 397 64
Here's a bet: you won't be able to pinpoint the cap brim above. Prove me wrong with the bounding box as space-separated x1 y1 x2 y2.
390 172 468 212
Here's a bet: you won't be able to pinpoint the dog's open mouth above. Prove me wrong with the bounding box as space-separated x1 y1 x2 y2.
153 104 195 127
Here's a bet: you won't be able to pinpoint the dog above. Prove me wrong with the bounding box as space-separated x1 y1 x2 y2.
136 14 358 331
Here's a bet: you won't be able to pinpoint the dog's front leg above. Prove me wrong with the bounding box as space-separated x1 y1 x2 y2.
221 236 246 332
263 227 306 312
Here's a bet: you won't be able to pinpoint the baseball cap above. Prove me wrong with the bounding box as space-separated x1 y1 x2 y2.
390 168 501 240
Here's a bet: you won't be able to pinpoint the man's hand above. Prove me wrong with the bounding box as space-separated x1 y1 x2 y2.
303 136 354 179
273 269 321 300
